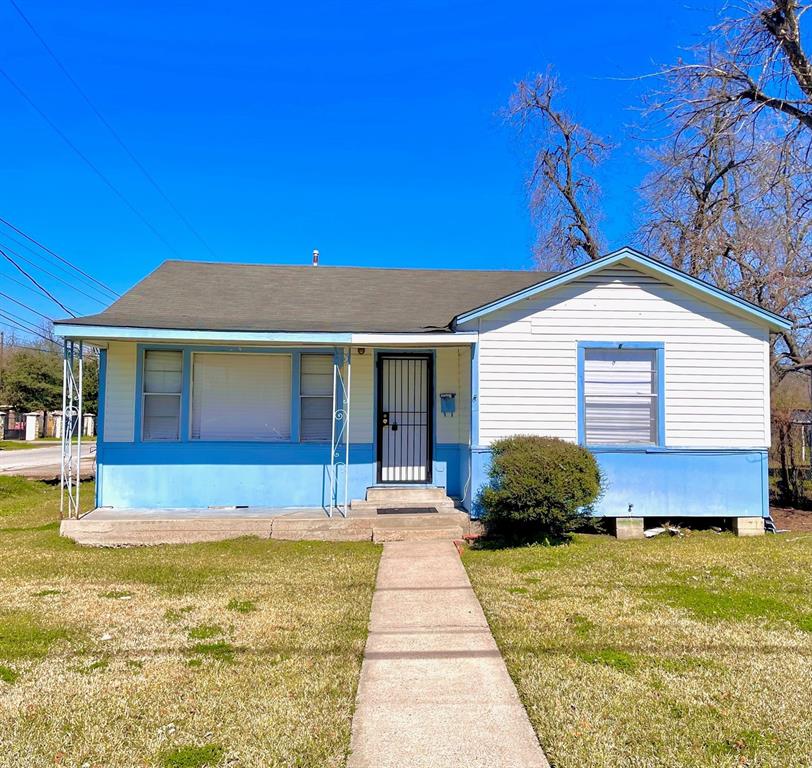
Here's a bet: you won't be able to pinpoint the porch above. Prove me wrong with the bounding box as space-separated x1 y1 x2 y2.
57 336 475 522
59 502 481 546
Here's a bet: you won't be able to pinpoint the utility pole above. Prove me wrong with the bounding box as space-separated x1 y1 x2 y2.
0 330 4 392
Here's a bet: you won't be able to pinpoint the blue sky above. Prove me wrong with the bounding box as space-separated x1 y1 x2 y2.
0 0 719 323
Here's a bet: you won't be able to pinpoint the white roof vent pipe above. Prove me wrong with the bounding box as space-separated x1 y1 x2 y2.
312 249 319 266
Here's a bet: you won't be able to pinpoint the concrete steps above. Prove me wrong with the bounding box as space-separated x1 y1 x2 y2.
61 507 477 546
350 486 458 512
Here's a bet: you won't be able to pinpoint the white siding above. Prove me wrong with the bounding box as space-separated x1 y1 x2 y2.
476 264 770 449
103 341 137 442
347 347 470 445
436 346 470 444
349 350 374 443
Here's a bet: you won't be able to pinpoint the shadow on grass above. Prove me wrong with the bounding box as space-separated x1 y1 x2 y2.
470 516 606 550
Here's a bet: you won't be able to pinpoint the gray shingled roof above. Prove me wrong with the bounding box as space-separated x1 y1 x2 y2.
57 261 555 333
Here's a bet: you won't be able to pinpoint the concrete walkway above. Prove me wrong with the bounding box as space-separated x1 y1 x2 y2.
347 540 549 768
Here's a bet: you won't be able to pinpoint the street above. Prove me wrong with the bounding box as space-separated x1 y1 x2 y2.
0 443 95 478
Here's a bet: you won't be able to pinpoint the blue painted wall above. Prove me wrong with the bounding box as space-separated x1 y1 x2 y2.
468 446 768 520
95 342 471 509
97 441 469 509
99 442 375 508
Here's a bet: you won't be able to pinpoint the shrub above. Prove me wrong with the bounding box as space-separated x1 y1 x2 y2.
479 435 601 539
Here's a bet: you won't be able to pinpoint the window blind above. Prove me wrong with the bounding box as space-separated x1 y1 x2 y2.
300 354 333 442
583 348 658 445
142 350 182 441
191 353 291 441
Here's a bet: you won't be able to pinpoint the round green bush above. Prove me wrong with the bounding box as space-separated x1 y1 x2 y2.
479 435 602 539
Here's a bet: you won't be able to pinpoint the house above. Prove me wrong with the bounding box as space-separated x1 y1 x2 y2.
53 247 791 540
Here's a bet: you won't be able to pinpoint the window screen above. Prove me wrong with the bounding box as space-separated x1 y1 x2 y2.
300 354 333 442
191 353 291 441
583 347 658 445
142 350 182 441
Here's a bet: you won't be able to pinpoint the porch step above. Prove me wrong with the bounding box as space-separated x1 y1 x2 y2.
365 486 450 504
372 525 465 543
60 517 274 546
272 512 469 542
352 486 458 512
350 498 457 512
270 516 373 542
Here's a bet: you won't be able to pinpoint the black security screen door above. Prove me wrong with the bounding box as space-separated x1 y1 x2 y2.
377 355 433 483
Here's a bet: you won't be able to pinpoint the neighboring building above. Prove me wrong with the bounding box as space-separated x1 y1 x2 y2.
53 248 790 530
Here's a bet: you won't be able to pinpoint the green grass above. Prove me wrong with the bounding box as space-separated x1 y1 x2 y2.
0 610 74 660
160 743 224 768
0 475 381 768
0 666 18 684
0 440 44 451
189 641 236 664
188 624 223 640
463 531 812 768
226 598 257 613
0 438 95 450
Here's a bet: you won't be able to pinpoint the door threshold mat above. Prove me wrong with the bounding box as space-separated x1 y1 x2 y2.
377 507 439 515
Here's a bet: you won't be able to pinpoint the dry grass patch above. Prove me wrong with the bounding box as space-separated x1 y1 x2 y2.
0 477 380 767
463 532 812 768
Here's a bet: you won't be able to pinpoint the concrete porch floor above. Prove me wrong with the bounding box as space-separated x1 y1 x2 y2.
60 505 482 546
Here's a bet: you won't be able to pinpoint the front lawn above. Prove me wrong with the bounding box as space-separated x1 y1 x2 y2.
0 477 380 768
463 532 812 768
0 440 47 451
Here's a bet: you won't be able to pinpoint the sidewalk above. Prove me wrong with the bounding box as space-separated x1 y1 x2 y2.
347 540 549 768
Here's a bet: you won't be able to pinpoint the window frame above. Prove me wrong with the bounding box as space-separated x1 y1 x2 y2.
577 341 665 449
299 353 334 444
189 350 293 443
140 348 184 442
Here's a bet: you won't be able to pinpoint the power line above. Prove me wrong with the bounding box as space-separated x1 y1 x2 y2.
0 310 51 341
0 231 116 302
0 66 183 258
0 214 119 297
7 0 218 260
0 340 56 353
0 268 78 315
0 290 54 322
0 305 46 334
0 244 75 316
0 239 109 306
0 320 54 344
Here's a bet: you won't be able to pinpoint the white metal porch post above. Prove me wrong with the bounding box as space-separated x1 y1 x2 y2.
328 347 352 518
343 346 351 517
60 339 83 519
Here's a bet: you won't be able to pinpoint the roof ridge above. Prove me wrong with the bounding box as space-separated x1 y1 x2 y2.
160 259 550 275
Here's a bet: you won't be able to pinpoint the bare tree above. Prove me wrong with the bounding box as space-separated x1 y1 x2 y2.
657 2 812 139
639 1 812 377
641 84 812 377
506 72 610 268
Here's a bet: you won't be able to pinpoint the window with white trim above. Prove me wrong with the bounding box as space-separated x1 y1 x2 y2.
300 354 333 442
583 347 659 445
191 353 291 441
142 349 182 441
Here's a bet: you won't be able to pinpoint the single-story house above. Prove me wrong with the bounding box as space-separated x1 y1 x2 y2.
54 247 791 536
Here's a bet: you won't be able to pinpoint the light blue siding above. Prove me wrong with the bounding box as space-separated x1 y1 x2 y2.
96 441 467 508
468 446 769 520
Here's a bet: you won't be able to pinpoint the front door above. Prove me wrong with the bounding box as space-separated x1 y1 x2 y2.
377 355 433 483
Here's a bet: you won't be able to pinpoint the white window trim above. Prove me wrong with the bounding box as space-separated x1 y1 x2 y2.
577 341 665 448
141 349 183 442
299 353 334 443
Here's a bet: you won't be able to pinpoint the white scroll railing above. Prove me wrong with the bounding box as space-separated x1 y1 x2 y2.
60 339 83 519
328 347 351 517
